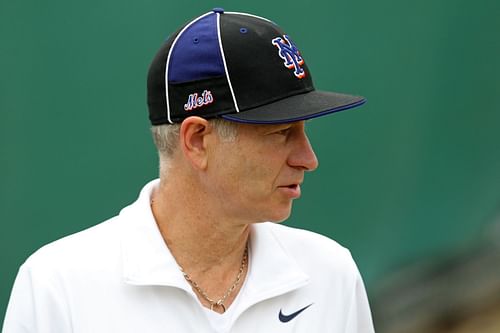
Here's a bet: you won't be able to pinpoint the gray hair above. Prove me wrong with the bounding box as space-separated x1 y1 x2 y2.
151 118 238 177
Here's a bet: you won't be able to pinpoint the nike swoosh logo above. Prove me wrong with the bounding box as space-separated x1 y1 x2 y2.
279 303 313 323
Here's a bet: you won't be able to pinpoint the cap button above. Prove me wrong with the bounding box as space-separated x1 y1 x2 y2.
212 7 224 14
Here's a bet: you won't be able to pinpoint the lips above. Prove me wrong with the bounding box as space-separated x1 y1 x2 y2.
278 183 302 198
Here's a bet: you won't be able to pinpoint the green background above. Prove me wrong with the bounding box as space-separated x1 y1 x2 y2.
1 0 499 328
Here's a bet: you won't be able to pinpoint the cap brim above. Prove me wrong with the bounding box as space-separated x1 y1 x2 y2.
221 90 366 124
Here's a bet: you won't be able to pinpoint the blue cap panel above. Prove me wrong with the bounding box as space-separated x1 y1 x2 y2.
168 13 225 83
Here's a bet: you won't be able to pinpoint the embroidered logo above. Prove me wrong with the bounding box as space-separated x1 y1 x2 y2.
271 35 306 79
278 303 313 323
184 90 214 111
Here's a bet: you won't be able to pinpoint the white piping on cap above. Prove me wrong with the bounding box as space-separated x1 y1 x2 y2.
164 12 212 124
216 12 240 113
225 11 273 23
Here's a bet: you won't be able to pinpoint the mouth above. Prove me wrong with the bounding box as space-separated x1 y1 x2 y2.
278 183 302 198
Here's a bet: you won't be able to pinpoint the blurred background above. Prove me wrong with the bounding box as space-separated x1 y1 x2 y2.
1 0 499 331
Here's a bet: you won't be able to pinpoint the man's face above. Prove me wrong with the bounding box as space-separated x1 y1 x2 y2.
207 120 318 224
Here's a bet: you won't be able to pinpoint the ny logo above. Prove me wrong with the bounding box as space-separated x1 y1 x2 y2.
271 35 306 79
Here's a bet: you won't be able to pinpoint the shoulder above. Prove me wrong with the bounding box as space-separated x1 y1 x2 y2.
22 216 123 276
260 222 351 258
19 180 158 282
258 222 359 279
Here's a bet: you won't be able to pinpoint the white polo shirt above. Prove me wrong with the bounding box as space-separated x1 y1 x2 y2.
3 179 375 333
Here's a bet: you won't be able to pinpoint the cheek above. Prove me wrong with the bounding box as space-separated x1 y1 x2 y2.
241 165 274 195
211 135 288 200
227 150 278 197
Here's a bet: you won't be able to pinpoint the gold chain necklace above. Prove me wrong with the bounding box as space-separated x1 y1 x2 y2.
180 246 248 313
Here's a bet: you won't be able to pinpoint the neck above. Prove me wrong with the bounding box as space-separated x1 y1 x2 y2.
151 178 250 313
151 178 250 274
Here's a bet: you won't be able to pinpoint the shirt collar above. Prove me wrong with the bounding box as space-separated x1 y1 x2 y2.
120 179 188 290
120 179 310 300
244 223 310 304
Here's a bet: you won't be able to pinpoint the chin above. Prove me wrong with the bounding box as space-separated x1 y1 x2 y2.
251 201 293 223
264 208 292 223
268 218 289 224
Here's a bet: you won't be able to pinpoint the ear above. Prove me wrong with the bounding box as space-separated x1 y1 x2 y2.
179 116 213 170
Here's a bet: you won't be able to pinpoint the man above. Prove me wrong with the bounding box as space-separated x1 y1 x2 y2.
3 8 374 333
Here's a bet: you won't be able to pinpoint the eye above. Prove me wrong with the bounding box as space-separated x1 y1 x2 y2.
274 127 291 136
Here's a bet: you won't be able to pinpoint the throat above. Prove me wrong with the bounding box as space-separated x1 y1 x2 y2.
150 189 251 312
181 245 249 313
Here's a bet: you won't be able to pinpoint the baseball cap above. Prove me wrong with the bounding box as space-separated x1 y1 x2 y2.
147 8 365 125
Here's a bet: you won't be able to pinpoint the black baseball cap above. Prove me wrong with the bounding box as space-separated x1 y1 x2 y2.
147 8 365 125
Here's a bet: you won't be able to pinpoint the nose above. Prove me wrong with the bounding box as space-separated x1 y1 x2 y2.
287 123 319 172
